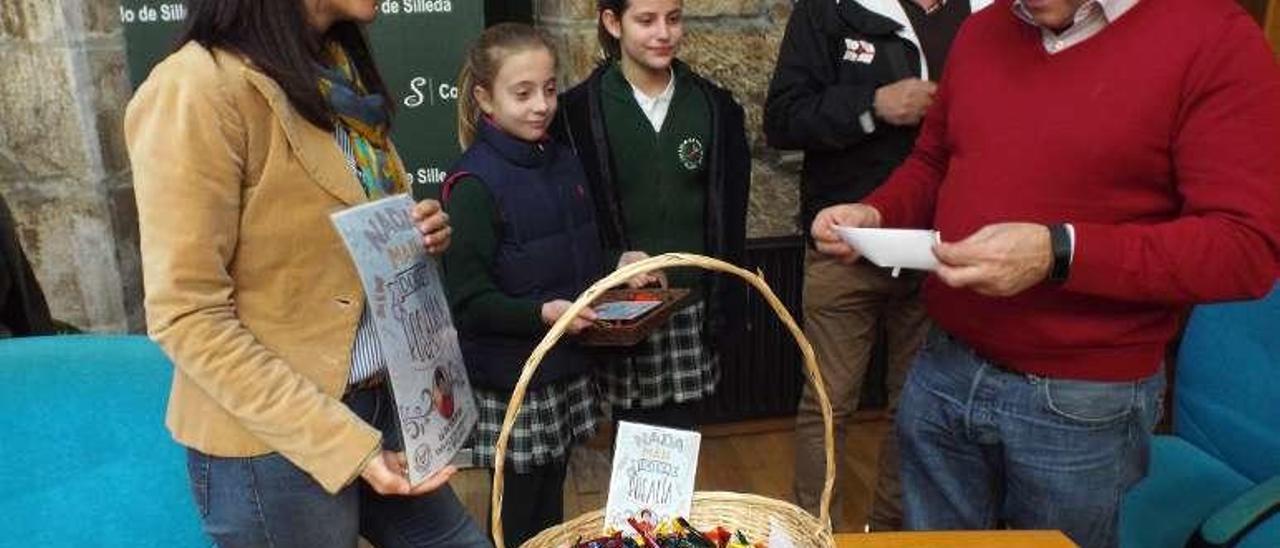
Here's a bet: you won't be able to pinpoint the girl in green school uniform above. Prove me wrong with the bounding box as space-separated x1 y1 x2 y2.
553 0 751 430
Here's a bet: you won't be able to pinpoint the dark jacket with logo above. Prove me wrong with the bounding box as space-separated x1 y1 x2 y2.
445 121 604 390
764 0 990 235
552 60 750 357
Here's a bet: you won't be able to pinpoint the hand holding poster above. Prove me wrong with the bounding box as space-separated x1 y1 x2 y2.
604 422 702 533
331 194 476 486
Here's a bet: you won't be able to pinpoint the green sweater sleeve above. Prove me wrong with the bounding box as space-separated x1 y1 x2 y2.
441 176 544 336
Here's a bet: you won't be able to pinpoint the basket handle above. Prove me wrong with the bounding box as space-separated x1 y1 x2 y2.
490 253 836 548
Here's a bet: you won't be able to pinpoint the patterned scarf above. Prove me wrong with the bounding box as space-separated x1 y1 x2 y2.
317 42 407 199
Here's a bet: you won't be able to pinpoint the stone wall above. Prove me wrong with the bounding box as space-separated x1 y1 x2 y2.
0 0 140 333
536 0 802 239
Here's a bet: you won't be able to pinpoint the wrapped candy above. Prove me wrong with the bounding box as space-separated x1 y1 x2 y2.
725 530 758 548
572 533 640 548
573 516 765 548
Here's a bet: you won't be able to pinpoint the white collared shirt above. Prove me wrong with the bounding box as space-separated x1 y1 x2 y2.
629 68 677 133
334 126 386 385
1012 0 1140 54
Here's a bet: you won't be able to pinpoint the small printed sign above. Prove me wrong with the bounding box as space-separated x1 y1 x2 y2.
604 422 702 532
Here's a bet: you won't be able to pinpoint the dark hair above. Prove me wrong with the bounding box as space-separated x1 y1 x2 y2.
456 23 558 149
176 0 392 130
597 0 629 60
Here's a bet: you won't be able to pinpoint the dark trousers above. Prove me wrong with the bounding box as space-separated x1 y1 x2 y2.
494 460 568 546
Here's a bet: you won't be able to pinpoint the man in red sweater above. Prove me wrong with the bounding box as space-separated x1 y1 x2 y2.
811 0 1280 545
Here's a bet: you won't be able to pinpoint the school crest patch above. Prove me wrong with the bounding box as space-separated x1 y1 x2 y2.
677 137 705 171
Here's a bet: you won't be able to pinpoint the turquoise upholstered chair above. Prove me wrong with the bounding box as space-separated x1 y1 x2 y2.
0 335 206 547
1121 285 1280 547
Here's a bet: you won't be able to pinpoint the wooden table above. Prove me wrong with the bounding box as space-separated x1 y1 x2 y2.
835 530 1076 547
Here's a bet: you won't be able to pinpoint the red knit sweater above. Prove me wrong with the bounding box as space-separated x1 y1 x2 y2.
864 0 1280 380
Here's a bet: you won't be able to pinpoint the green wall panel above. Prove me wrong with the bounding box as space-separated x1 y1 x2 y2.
121 1 483 199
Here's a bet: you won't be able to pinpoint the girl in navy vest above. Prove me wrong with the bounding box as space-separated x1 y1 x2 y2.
441 23 605 546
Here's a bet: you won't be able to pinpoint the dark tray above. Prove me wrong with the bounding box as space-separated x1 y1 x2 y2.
578 288 692 347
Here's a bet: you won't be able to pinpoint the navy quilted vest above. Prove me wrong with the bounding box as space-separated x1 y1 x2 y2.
447 121 603 390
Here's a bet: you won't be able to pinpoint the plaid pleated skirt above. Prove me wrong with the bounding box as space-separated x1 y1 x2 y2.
470 375 599 474
598 300 720 410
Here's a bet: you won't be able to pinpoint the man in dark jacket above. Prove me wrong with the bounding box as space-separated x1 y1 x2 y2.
764 0 989 531
0 193 56 338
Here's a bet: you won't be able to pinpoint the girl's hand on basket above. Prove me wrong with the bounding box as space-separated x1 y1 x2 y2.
360 450 457 496
541 300 599 334
617 251 668 289
411 199 452 255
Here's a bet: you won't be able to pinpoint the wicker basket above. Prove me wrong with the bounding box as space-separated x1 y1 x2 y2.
490 253 837 548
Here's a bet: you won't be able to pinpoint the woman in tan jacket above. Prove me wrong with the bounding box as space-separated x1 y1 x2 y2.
125 1 488 546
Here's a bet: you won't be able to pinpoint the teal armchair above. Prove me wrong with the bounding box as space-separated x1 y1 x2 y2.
0 335 206 547
1121 285 1280 547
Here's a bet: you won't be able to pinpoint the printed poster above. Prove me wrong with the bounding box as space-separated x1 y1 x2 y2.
331 194 476 486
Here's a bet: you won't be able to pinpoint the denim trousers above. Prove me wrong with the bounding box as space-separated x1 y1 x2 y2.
186 383 491 547
896 328 1163 548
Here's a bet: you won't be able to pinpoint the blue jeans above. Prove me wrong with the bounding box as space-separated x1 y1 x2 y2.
186 384 490 547
896 328 1163 548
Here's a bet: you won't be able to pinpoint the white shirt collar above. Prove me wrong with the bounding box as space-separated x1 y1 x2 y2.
1012 0 1139 29
629 68 677 133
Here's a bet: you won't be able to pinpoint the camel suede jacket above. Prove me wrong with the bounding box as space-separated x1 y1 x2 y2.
126 43 392 494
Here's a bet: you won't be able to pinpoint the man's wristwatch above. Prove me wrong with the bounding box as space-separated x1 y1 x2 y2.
1047 223 1071 284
